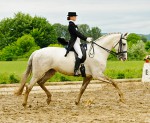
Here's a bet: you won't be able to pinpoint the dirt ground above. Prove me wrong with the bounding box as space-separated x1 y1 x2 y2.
0 82 150 123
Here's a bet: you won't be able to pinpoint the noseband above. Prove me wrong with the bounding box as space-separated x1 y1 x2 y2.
89 34 127 58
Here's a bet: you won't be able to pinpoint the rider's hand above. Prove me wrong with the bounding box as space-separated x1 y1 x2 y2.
86 37 93 42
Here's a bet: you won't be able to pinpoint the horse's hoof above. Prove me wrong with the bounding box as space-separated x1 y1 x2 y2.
46 98 51 105
75 101 79 105
22 103 27 108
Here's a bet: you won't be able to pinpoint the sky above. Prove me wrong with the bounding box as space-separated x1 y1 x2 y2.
0 0 150 34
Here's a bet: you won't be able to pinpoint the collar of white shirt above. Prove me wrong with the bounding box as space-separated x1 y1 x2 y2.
69 20 76 24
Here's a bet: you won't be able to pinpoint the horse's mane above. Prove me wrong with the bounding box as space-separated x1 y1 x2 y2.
95 32 121 42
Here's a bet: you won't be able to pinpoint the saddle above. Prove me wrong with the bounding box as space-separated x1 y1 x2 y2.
57 37 87 77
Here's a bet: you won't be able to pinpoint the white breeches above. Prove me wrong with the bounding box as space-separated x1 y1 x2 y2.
73 38 83 59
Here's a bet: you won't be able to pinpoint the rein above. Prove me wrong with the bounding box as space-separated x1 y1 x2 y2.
88 34 127 58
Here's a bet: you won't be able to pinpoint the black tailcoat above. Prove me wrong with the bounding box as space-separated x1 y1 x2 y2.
65 21 87 56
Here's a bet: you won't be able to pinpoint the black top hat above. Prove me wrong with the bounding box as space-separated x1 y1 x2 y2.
67 12 78 16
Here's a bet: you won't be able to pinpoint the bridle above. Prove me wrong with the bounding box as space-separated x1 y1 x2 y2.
89 34 127 58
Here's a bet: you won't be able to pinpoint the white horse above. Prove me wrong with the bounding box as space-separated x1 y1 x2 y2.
14 33 128 107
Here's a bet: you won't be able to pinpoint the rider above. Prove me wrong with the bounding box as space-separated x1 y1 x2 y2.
65 12 92 76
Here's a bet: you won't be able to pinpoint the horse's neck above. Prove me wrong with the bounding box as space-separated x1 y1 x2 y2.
98 34 119 50
92 34 120 62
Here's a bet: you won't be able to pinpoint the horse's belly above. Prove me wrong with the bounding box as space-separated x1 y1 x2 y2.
34 48 82 75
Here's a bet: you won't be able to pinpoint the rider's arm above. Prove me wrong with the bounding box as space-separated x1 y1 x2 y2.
69 22 87 41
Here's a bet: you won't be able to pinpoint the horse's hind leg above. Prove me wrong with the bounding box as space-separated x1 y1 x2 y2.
75 76 92 105
37 69 56 105
22 77 39 107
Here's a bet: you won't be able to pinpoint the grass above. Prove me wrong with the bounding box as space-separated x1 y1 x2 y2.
0 61 27 75
105 61 144 79
0 60 145 84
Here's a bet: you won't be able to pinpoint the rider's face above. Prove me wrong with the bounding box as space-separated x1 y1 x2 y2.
70 16 77 21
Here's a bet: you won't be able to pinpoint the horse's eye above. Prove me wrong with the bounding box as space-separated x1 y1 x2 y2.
122 43 126 46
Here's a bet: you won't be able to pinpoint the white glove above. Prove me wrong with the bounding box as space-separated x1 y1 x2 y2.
86 37 93 42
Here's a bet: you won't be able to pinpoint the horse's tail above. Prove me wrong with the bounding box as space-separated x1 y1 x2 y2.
14 51 35 96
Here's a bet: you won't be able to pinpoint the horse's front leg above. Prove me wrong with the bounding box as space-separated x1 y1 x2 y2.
105 76 125 103
111 79 125 103
97 75 125 103
38 82 52 105
75 76 92 105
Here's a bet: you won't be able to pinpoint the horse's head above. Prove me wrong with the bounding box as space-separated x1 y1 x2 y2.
89 33 128 61
113 33 128 61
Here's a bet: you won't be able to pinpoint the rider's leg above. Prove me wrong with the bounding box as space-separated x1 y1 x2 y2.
73 39 83 76
74 38 83 59
74 57 81 76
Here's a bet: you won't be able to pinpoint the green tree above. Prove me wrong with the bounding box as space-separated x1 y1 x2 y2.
90 27 102 40
127 33 141 47
53 23 69 40
140 35 147 42
0 18 14 49
0 12 57 49
0 34 39 61
128 40 147 60
31 16 57 47
12 12 33 38
145 41 150 51
78 24 101 41
16 34 39 54
78 24 91 37
0 44 19 61
0 12 33 50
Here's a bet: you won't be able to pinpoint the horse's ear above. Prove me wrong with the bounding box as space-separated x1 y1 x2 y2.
123 32 129 38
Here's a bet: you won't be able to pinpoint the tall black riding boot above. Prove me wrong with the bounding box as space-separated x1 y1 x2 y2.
74 58 81 76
